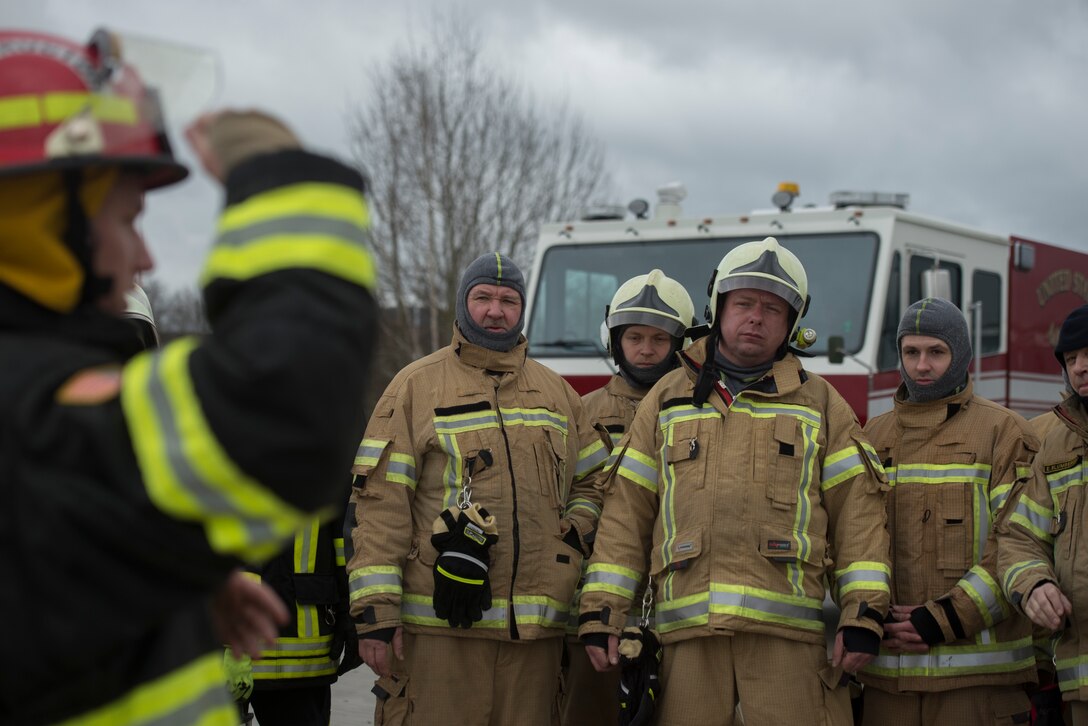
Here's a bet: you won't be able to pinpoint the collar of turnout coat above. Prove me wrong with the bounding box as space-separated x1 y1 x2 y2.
452 324 528 374
890 379 974 428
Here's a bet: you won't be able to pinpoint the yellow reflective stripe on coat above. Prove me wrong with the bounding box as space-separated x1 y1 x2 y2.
821 445 867 491
583 562 642 600
887 462 992 486
866 636 1035 678
1047 461 1085 497
0 91 138 130
121 340 308 562
354 438 390 469
1008 495 1054 543
251 654 337 680
575 439 608 478
201 182 375 291
655 583 824 634
334 537 346 567
957 565 1009 627
401 593 508 628
294 519 321 638
512 596 570 628
834 561 891 598
1057 654 1088 693
565 497 601 519
55 650 234 726
729 398 822 429
348 565 402 600
434 409 499 508
500 407 568 437
1002 559 1051 600
258 634 333 659
617 447 658 493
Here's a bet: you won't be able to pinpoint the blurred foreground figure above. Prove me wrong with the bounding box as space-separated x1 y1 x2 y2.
0 28 377 724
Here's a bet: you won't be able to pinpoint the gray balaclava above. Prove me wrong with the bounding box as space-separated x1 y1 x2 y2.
456 252 526 352
897 297 972 402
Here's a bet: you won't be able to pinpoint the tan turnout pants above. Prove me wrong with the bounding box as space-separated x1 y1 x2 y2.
371 631 563 726
861 684 1031 725
656 632 851 726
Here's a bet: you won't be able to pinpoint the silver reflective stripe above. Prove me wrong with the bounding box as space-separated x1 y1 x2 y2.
356 444 384 461
1058 661 1088 689
836 567 890 592
433 413 497 433
513 600 568 625
142 685 233 726
576 444 609 477
349 572 401 596
402 599 507 624
617 451 657 487
438 551 489 573
961 569 1004 624
872 644 1034 672
585 569 640 594
821 451 863 484
251 659 336 676
710 589 822 623
501 409 568 434
894 464 990 482
1048 466 1083 493
656 599 708 626
731 400 821 428
1012 500 1051 534
146 353 276 545
217 215 370 249
658 405 718 429
386 459 417 481
265 638 332 653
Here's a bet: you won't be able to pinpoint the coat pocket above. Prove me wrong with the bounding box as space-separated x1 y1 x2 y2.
768 415 804 511
937 483 971 576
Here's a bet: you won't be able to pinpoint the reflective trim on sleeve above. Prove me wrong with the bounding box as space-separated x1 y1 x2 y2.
575 439 609 478
821 447 865 491
1009 496 1054 543
989 483 1013 515
354 439 389 469
54 650 235 726
121 340 308 562
958 565 1008 627
834 561 892 598
386 453 418 489
1057 655 1088 693
202 182 376 291
617 448 658 493
583 563 642 600
348 565 403 600
564 497 601 519
1002 559 1052 601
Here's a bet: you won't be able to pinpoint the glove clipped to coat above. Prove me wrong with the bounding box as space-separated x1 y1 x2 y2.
617 625 662 726
430 503 498 628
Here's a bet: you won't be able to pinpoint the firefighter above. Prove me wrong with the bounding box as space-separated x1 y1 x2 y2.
347 252 609 726
0 29 377 725
230 506 361 726
579 236 891 726
998 303 1088 725
857 297 1038 724
121 284 159 348
561 269 695 726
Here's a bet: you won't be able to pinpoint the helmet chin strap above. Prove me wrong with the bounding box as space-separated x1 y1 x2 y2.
62 169 113 307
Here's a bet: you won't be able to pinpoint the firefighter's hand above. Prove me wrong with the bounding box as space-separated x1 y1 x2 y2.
185 112 226 183
185 110 300 184
882 604 930 653
1025 583 1073 631
211 570 288 659
586 634 621 672
360 626 404 678
832 631 874 673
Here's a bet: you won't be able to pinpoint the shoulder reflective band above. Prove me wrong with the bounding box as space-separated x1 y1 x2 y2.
957 565 1008 627
576 439 609 478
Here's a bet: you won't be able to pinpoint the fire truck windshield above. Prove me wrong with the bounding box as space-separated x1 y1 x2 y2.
528 232 879 357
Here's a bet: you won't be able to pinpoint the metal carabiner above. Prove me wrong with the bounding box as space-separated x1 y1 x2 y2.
639 577 654 629
457 474 473 510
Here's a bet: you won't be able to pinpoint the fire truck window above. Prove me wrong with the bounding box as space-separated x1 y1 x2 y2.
909 256 961 308
877 252 901 371
527 232 878 357
972 270 1002 354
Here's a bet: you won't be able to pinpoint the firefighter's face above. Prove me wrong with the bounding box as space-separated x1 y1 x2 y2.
467 283 523 333
1063 346 1088 396
620 325 673 368
900 335 952 385
91 173 152 315
717 289 790 367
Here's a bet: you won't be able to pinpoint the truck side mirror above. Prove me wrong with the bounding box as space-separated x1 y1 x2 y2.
828 335 845 364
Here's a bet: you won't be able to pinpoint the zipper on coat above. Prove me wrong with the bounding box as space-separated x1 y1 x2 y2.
494 379 521 640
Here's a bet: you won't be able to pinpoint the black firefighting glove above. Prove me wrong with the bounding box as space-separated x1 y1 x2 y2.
617 625 663 726
331 610 363 675
431 503 499 629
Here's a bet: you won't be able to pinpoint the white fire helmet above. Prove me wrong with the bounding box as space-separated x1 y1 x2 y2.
122 284 159 348
605 269 695 354
706 237 809 338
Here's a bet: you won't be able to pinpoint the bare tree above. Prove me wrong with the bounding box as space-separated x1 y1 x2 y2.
348 12 612 380
142 278 209 343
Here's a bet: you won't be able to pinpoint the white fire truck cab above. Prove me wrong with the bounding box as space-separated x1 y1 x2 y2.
524 183 1088 423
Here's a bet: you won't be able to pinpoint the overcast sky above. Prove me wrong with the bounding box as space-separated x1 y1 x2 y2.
10 0 1088 290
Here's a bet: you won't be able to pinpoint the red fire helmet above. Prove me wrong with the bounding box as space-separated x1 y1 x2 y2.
0 28 189 189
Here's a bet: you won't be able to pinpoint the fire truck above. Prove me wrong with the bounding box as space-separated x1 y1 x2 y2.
524 183 1088 423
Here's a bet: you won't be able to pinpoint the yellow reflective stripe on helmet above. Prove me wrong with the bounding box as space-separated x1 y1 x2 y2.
958 565 1008 627
348 565 402 600
1002 559 1051 600
584 562 642 600
55 650 234 726
867 636 1034 678
576 438 608 478
834 561 891 598
0 92 138 131
617 447 658 493
202 182 375 291
122 340 308 563
401 593 508 628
